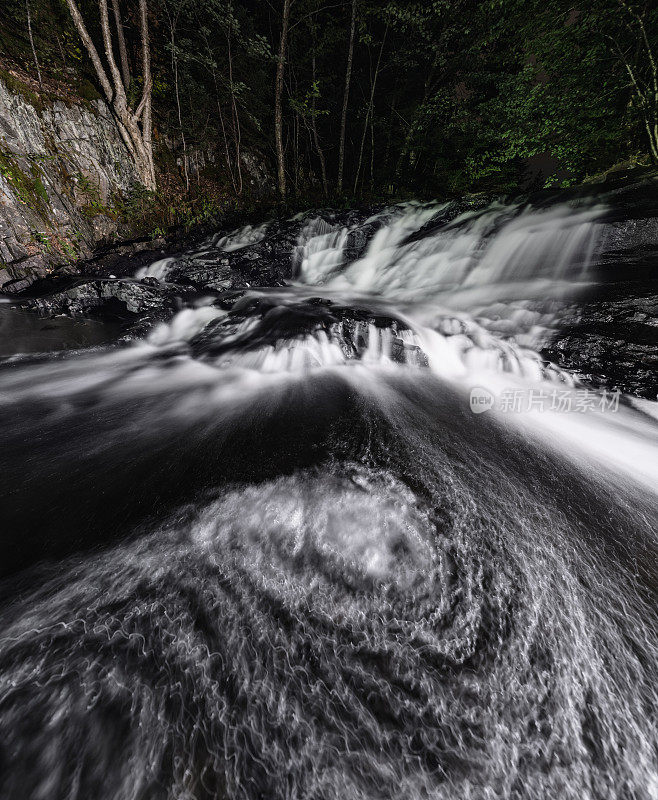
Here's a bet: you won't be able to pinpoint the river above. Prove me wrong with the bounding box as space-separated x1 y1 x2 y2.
0 197 657 800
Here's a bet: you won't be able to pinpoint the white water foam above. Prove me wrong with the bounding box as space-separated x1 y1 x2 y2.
298 202 604 305
213 223 269 252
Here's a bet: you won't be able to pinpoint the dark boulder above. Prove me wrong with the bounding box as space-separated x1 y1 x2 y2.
22 278 191 319
541 290 658 399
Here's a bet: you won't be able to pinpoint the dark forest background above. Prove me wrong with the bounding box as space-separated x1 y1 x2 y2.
1 0 657 213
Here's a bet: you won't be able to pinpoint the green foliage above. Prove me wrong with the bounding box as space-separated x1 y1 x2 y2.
114 183 224 238
114 184 157 220
379 0 654 193
290 81 329 120
73 172 114 217
2 0 656 206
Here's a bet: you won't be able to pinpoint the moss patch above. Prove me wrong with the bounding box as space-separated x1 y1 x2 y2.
0 68 46 112
76 78 102 103
0 150 50 215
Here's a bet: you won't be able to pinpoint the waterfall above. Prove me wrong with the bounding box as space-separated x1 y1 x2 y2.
1 197 657 800
297 201 604 300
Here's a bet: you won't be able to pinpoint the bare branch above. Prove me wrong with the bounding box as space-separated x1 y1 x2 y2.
63 0 113 103
99 0 128 107
133 77 152 121
605 33 649 107
111 0 131 90
618 0 658 98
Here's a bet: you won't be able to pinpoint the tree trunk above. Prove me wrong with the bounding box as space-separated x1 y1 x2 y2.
275 0 292 200
395 52 438 179
64 0 156 190
199 26 238 193
25 0 43 89
383 90 397 175
310 54 329 196
168 10 188 191
337 0 357 193
138 0 155 188
111 0 131 90
227 31 243 195
354 27 386 195
370 113 375 190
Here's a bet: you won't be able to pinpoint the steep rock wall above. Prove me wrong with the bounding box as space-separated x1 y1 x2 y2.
0 77 138 291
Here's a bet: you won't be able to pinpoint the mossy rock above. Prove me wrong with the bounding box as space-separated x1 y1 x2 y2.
77 78 102 103
0 69 46 112
0 150 51 215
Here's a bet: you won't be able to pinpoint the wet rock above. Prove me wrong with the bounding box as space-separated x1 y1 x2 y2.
0 256 50 291
164 217 315 291
541 289 658 399
168 257 235 291
343 220 383 263
23 278 189 318
240 152 275 195
90 214 118 243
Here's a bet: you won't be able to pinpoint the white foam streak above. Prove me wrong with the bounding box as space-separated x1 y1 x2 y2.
213 223 269 252
464 206 603 287
294 218 350 283
136 256 177 281
148 306 226 346
300 202 605 304
461 370 658 494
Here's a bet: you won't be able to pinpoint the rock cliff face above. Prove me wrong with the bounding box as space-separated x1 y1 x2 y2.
0 77 138 291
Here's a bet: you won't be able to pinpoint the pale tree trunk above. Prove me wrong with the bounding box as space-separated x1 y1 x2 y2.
56 32 68 70
311 104 329 197
275 0 292 200
310 53 328 196
294 110 300 194
111 0 131 89
337 0 357 193
138 0 155 187
354 26 386 195
227 31 243 195
64 0 156 190
292 64 300 192
383 88 397 175
167 9 189 191
199 26 239 193
370 113 375 190
26 0 43 89
396 52 438 179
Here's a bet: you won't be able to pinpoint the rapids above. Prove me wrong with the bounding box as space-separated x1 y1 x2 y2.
0 198 657 800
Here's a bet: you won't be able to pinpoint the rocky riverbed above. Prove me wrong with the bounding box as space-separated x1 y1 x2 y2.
4 186 657 400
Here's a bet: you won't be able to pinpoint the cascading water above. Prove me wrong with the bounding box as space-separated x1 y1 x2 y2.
0 198 657 800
